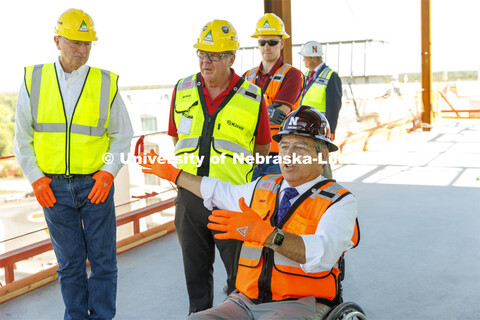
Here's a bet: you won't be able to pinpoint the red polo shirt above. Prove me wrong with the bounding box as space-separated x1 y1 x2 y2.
168 69 271 145
245 57 303 110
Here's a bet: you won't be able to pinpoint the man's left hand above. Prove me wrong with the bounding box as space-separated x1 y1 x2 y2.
267 103 287 125
88 171 114 204
207 197 275 245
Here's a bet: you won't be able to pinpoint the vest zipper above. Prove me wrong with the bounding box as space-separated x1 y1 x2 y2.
258 247 274 302
64 67 90 175
195 75 244 177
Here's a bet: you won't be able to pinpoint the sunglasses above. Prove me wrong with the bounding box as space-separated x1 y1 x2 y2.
258 39 281 47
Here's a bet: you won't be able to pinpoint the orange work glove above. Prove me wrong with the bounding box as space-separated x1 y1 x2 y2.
207 197 275 246
138 149 181 183
88 171 114 204
32 176 56 208
330 133 335 141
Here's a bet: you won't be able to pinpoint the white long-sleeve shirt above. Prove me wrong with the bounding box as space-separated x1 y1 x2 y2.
201 174 357 273
14 58 133 183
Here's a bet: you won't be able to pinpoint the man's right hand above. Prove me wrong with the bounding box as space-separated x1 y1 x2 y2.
32 176 56 208
267 103 287 125
138 149 182 183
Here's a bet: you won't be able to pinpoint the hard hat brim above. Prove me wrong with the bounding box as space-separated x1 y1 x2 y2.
273 131 338 152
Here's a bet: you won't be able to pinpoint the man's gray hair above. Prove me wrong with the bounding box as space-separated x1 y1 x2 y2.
313 139 328 153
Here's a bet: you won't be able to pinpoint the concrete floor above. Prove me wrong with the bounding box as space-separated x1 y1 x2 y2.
1 119 479 319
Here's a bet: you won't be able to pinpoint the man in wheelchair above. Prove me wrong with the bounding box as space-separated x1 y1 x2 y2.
140 106 364 319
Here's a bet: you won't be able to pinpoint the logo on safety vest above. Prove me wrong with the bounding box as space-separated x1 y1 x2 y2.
236 222 253 238
203 30 214 44
78 21 89 32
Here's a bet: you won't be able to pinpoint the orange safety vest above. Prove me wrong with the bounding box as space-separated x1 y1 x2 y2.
244 63 303 153
236 174 360 304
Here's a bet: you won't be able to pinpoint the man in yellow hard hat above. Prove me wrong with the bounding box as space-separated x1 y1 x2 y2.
244 13 304 180
13 8 133 320
166 19 271 314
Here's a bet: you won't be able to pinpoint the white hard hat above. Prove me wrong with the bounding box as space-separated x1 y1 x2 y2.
298 41 323 57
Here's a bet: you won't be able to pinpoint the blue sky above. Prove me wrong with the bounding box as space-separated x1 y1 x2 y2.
1 0 479 93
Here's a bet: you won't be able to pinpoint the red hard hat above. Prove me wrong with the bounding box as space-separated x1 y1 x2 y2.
273 105 338 152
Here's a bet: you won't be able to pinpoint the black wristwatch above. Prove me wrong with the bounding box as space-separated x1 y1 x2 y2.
270 228 285 250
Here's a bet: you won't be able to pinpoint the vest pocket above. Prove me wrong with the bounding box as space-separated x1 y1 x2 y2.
284 214 318 235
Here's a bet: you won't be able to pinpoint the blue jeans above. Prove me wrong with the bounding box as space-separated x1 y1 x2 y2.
251 160 281 181
43 174 117 320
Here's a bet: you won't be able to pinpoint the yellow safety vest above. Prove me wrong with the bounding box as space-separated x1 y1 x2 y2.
300 67 334 113
172 73 262 184
24 63 118 175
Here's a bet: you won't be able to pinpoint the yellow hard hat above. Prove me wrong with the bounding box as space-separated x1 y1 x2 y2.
194 20 239 53
54 8 98 42
251 13 290 39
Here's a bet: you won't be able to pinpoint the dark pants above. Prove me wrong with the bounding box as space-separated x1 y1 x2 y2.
175 187 242 314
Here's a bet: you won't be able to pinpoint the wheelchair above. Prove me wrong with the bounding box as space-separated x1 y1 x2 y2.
324 301 367 320
321 229 367 320
320 264 367 319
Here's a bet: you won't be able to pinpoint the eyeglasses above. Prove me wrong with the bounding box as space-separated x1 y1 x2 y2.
258 39 281 47
196 50 232 62
278 141 315 155
61 37 92 49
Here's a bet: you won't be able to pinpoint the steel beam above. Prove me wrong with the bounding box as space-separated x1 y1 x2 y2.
421 0 433 130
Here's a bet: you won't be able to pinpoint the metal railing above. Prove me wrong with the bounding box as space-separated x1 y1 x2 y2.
236 39 388 77
0 195 176 303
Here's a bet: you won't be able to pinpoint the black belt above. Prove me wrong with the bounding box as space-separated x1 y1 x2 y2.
44 172 96 179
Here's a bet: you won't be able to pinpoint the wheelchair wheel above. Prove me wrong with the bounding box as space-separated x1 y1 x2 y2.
324 301 367 320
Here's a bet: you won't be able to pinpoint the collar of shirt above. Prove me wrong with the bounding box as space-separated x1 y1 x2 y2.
55 58 89 82
200 68 241 115
280 174 325 203
54 58 90 118
256 57 283 89
313 62 326 75
259 57 284 77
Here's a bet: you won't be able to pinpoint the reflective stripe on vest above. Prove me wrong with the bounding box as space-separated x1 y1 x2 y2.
25 63 117 174
173 73 262 184
236 174 359 303
300 67 334 113
245 63 303 153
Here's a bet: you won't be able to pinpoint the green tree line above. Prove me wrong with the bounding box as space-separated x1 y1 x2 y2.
0 93 16 157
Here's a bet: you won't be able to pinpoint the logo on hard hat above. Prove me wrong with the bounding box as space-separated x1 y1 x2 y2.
259 20 273 31
78 21 89 32
203 30 214 44
288 117 299 126
312 46 318 53
221 26 229 34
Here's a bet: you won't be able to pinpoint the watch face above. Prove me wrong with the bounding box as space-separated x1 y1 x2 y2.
273 232 285 246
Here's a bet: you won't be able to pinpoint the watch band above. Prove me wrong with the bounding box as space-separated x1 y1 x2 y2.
269 228 285 251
